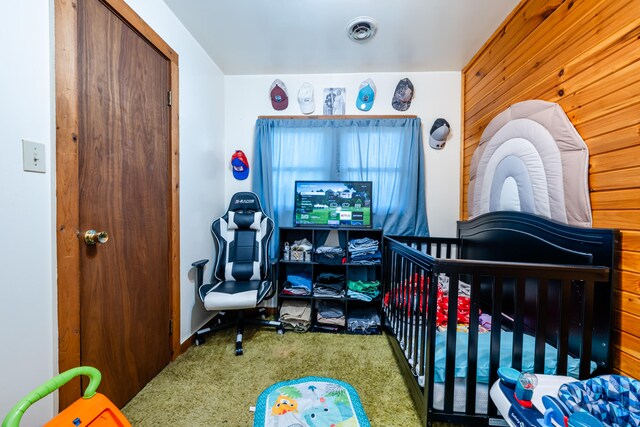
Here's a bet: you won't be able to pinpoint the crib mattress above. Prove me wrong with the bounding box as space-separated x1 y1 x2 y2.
433 379 489 414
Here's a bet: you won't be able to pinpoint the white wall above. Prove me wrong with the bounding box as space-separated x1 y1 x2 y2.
0 1 225 424
0 0 56 424
225 72 461 237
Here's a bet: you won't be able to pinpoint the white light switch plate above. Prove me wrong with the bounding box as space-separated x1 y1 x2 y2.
22 140 46 173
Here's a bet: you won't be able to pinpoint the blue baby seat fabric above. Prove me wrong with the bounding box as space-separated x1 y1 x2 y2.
558 375 640 427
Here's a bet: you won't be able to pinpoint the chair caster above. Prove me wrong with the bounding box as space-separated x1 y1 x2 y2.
195 334 205 346
277 327 285 335
235 348 243 356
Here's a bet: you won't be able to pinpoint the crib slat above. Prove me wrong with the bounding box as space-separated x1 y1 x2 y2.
488 276 502 417
465 274 481 414
407 261 414 373
443 272 460 414
424 267 440 417
511 277 526 371
385 252 392 328
580 279 595 378
556 278 571 376
400 258 408 352
418 270 428 380
534 279 548 374
390 253 399 336
409 264 418 377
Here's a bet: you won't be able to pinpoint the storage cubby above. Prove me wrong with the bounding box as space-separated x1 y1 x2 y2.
277 226 383 334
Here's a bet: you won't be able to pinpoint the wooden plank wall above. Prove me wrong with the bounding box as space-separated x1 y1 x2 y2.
461 0 640 378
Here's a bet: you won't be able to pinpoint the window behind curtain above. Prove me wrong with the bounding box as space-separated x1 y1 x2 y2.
253 117 428 255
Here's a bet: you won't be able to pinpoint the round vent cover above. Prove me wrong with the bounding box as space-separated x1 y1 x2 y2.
346 16 378 42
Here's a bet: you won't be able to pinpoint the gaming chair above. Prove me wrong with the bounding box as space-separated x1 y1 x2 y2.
191 192 282 355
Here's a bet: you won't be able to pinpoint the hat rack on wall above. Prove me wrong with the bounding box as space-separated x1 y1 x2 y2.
258 115 418 120
268 78 416 115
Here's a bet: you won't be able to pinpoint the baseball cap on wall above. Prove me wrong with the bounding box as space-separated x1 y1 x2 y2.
429 118 451 150
270 79 288 110
231 150 250 180
298 82 315 114
392 78 414 111
356 79 376 111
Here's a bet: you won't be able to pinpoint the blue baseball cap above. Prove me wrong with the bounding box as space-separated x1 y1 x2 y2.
356 78 376 111
231 150 249 180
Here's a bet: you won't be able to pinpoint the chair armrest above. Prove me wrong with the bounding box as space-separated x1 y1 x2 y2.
192 259 209 287
192 259 209 268
263 260 278 300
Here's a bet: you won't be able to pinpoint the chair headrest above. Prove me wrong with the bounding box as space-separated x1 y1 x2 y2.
227 211 262 231
228 192 262 213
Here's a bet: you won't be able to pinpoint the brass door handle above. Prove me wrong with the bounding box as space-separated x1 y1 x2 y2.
84 230 109 245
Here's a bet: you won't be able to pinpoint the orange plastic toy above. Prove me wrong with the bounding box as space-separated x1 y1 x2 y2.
2 367 130 427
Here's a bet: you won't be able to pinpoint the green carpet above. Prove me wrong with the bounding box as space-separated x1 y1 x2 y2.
122 328 429 426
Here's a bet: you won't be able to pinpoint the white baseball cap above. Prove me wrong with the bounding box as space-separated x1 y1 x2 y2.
298 82 315 114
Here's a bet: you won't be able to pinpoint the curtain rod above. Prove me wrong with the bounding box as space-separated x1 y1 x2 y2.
258 115 418 120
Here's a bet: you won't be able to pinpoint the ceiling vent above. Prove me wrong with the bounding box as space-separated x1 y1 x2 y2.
346 16 378 42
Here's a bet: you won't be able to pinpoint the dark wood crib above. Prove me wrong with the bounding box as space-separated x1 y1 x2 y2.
381 211 618 426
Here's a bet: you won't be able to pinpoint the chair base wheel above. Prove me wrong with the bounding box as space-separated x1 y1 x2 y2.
277 327 285 335
235 348 243 356
195 335 205 346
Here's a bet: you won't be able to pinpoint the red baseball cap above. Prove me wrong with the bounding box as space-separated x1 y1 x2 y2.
270 79 289 110
231 150 249 180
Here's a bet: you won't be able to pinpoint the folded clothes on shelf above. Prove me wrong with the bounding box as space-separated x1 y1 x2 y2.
316 300 345 327
279 299 312 332
349 251 381 265
313 272 345 298
315 245 346 264
347 306 380 334
347 279 381 301
348 237 381 265
282 272 312 295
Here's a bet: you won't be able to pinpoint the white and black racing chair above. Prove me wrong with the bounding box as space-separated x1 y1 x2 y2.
192 192 282 355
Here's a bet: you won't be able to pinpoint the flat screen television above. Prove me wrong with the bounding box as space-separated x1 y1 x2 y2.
294 181 373 228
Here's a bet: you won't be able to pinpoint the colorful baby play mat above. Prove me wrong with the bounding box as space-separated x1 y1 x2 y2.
253 376 370 427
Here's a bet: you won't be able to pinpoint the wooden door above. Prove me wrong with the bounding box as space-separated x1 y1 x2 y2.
55 0 180 409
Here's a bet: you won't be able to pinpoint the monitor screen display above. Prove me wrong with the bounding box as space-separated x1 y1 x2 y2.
294 181 373 228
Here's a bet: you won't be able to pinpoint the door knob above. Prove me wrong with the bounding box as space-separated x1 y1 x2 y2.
84 230 109 245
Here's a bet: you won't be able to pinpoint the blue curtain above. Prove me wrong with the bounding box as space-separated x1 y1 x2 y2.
253 118 428 253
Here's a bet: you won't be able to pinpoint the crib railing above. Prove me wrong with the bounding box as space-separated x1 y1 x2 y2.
382 236 447 414
382 236 612 426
